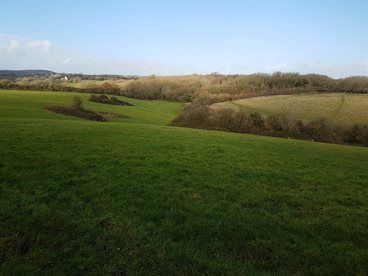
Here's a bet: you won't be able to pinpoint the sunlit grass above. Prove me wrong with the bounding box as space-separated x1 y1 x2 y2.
1 89 367 275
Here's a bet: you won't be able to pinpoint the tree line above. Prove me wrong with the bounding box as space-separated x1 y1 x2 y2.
1 73 367 102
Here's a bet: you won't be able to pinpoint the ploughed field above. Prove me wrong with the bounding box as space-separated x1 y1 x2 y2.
1 89 367 275
213 93 368 126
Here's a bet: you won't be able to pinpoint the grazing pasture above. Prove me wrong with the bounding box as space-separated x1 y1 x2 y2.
0 90 182 125
1 89 367 275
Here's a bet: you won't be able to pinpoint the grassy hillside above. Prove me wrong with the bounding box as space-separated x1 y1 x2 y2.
213 93 368 126
0 90 182 125
1 89 368 275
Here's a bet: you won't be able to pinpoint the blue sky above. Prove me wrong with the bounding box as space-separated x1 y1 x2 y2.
1 0 367 77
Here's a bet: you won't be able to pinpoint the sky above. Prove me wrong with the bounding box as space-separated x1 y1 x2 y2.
0 0 367 78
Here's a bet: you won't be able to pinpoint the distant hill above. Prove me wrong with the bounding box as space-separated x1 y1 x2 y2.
0 70 55 79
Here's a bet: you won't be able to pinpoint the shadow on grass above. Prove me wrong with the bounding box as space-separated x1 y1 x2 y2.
45 104 106 121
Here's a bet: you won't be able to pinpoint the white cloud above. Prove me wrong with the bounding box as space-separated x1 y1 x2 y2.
4 40 21 51
0 34 70 70
0 33 198 75
26 40 52 51
62 57 74 64
1 36 21 52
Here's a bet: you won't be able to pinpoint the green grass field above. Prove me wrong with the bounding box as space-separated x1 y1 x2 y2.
1 89 368 275
213 93 368 126
0 90 182 125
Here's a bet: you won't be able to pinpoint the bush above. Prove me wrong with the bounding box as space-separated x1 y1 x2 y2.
89 94 133 106
265 113 296 134
171 104 210 128
97 94 110 103
250 112 265 129
299 119 341 143
209 108 236 131
72 96 83 110
89 94 99 102
344 124 368 146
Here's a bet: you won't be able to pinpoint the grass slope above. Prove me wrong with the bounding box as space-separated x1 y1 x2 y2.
0 90 182 125
214 93 368 126
1 90 368 275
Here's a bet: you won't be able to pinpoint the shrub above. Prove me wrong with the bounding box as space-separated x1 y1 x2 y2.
231 109 254 132
209 108 236 131
72 96 83 110
89 94 99 102
250 112 265 129
171 104 210 128
97 94 110 103
265 113 296 134
344 124 368 146
89 94 133 106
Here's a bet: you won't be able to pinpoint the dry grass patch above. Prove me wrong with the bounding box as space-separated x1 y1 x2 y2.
213 93 368 126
